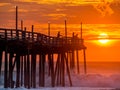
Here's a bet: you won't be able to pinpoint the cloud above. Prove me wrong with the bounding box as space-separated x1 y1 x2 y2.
44 13 66 20
93 1 114 17
13 0 109 5
0 0 120 27
0 3 10 7
12 0 115 18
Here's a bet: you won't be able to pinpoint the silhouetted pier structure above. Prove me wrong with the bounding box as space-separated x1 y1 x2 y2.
0 6 87 89
0 27 86 88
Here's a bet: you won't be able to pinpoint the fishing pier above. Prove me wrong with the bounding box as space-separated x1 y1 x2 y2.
0 6 87 89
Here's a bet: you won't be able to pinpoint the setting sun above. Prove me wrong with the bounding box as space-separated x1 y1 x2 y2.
98 33 109 44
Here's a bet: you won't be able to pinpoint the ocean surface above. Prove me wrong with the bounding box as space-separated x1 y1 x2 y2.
0 61 120 88
80 62 120 75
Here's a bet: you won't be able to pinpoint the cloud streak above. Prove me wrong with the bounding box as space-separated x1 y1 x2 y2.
0 3 10 7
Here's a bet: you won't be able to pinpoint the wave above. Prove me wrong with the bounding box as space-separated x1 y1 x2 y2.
1 73 120 89
71 73 120 88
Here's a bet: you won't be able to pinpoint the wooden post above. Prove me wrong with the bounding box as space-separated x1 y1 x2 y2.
61 53 65 86
76 50 80 74
48 54 51 76
71 50 75 69
11 30 13 39
65 20 67 44
51 54 55 87
66 52 69 66
33 54 36 88
41 54 45 87
20 20 23 86
64 53 72 86
59 54 62 85
69 52 72 68
31 54 33 87
48 22 50 36
65 20 67 38
21 20 23 30
28 32 30 40
9 53 14 88
80 22 82 39
32 25 34 42
4 51 8 88
39 54 41 86
32 54 36 88
15 6 19 38
16 54 20 87
48 22 51 45
0 51 3 76
83 49 87 74
20 56 23 86
39 54 45 87
4 29 8 88
24 55 27 87
24 27 26 32
54 53 60 86
30 55 33 87
22 27 26 40
69 52 72 69
27 53 30 88
16 6 18 31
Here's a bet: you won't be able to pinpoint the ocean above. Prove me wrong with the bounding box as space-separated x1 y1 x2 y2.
0 61 120 88
80 62 120 75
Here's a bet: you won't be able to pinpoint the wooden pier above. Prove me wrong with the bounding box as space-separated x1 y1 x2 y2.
0 27 86 88
0 6 87 89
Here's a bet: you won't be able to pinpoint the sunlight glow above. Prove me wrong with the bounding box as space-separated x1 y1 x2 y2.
98 33 109 44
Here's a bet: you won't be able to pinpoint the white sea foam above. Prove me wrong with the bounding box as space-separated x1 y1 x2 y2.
0 86 116 90
0 73 120 90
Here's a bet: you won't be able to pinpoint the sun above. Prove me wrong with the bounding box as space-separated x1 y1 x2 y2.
98 33 109 44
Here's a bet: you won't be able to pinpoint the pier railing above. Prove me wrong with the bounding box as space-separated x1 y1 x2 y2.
0 28 84 47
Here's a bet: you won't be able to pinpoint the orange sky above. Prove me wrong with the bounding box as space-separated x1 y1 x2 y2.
0 0 120 25
0 0 120 62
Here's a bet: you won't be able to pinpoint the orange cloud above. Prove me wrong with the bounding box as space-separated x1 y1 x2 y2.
8 8 29 12
93 1 114 16
44 13 66 20
0 3 10 6
95 0 120 17
13 0 115 17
